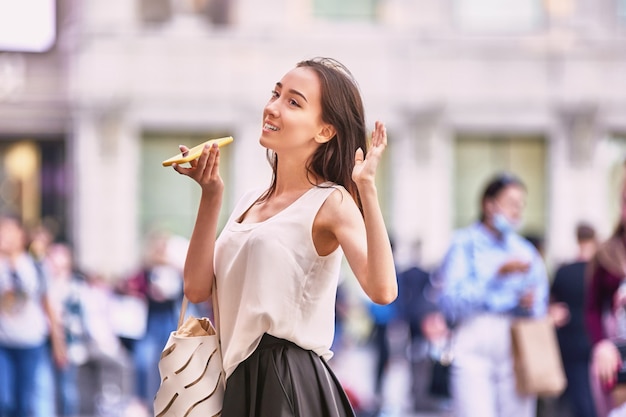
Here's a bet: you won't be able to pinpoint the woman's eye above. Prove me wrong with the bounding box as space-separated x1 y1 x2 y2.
271 90 279 99
289 98 300 107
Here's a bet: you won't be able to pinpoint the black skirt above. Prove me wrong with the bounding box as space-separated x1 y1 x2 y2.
222 334 356 417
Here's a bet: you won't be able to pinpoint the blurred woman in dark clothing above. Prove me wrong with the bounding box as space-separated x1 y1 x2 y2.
551 223 598 417
586 173 626 417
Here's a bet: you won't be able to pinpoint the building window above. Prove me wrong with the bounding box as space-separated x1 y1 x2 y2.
139 0 171 24
0 139 68 239
139 0 230 26
454 134 547 235
619 0 626 24
140 132 232 239
313 0 378 20
453 0 545 33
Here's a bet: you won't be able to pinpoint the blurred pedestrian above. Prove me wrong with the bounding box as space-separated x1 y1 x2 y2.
437 172 549 417
117 230 183 412
0 214 66 417
26 220 59 417
367 294 397 403
28 220 56 263
80 271 137 417
171 57 397 416
586 167 626 417
332 281 350 353
366 238 398 407
549 222 598 417
397 259 451 412
45 242 91 416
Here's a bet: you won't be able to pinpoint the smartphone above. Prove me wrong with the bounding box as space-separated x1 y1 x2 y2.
161 136 234 167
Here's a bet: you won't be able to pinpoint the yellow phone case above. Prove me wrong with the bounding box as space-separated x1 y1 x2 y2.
162 136 234 167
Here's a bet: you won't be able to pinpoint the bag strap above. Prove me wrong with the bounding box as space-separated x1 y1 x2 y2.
211 278 220 338
177 296 189 331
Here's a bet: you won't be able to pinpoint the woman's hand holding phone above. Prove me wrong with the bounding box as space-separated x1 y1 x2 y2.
161 136 233 167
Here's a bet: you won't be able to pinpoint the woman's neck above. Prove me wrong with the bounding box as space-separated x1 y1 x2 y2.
274 162 321 196
482 220 504 240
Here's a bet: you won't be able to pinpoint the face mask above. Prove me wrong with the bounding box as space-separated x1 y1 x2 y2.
493 213 521 235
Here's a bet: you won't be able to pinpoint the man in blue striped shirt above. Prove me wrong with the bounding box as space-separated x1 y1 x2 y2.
436 173 549 417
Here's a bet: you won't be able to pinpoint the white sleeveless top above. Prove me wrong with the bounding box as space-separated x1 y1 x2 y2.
214 184 344 378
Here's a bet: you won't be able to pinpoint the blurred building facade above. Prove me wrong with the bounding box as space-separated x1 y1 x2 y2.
0 0 625 278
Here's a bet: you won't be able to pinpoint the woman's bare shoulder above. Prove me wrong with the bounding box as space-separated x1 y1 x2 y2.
317 185 360 227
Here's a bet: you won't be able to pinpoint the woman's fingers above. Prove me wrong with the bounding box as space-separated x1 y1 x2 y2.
200 143 220 183
173 143 217 183
371 121 387 148
178 144 197 169
375 121 387 145
366 122 387 166
195 143 212 177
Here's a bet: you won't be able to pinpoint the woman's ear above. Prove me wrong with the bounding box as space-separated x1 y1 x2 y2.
314 125 337 144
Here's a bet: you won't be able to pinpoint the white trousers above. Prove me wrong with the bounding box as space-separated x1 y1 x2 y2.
451 313 536 417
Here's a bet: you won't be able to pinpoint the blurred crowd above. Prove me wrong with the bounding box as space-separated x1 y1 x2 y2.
0 218 205 417
1 165 626 417
338 167 626 417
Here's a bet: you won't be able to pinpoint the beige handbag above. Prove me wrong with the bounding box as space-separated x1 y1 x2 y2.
510 317 567 397
153 296 225 417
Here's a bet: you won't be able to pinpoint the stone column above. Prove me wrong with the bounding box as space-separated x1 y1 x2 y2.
547 104 606 263
391 107 451 270
71 104 140 280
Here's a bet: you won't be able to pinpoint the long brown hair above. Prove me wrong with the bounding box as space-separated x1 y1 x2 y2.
262 57 367 211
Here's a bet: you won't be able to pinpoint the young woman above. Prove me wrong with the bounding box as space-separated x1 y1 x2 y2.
586 175 626 417
437 173 549 417
171 57 397 416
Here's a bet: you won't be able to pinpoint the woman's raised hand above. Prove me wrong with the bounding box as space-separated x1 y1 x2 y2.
352 121 387 187
172 143 224 194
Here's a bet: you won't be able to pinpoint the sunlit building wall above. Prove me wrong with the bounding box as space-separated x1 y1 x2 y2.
0 0 625 279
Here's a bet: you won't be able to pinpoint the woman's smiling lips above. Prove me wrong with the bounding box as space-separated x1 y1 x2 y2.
263 122 280 132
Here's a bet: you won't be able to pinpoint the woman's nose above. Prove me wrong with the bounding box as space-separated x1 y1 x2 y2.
264 100 279 117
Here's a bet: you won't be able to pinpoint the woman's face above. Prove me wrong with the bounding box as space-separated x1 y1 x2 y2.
0 219 26 255
47 245 73 276
260 66 331 155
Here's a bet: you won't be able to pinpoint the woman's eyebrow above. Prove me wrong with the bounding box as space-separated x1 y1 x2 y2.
275 82 308 103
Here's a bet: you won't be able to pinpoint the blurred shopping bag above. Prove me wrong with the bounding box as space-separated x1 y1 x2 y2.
511 317 567 397
110 294 148 340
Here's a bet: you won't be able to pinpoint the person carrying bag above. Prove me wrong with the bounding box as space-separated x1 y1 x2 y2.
437 173 551 417
586 174 626 417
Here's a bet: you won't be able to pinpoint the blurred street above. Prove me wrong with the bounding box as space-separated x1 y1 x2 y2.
70 320 454 417
2 1 626 416
330 324 454 417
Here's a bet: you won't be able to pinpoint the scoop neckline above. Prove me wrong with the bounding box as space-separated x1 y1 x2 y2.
235 184 329 227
